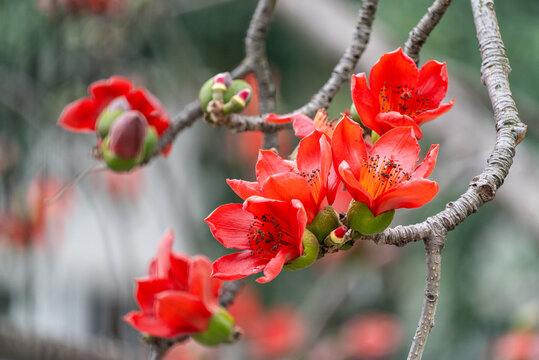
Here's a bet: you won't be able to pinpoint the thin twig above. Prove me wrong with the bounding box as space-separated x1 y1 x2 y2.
244 0 278 149
404 0 453 65
295 0 378 117
407 227 446 359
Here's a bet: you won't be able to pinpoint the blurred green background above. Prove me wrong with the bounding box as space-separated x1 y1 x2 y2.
0 0 538 359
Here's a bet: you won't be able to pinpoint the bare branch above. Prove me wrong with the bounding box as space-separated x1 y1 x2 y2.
407 229 446 360
404 0 453 65
296 0 378 117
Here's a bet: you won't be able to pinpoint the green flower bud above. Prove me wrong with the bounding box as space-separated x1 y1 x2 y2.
371 130 380 143
307 206 341 243
102 137 141 172
283 229 319 271
222 88 251 115
199 76 252 114
142 127 158 160
347 201 394 235
324 225 347 247
192 308 235 347
96 97 130 138
349 103 361 124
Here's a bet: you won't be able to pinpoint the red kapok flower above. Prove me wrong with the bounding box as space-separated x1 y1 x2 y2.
123 230 223 339
58 76 171 154
332 115 439 216
226 131 332 222
351 48 454 139
206 196 307 284
340 313 404 359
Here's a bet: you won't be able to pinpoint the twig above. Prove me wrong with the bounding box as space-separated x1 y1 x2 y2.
407 227 446 359
404 0 453 65
296 0 378 117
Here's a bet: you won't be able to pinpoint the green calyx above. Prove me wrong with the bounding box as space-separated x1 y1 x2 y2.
283 229 319 271
347 201 394 235
307 206 341 243
102 137 141 172
349 103 361 124
141 127 158 160
192 308 235 347
97 108 124 139
199 78 252 114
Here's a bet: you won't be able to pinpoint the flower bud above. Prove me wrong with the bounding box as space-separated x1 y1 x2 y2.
223 88 252 114
212 72 232 90
347 201 394 235
96 97 130 138
192 308 235 346
199 77 252 114
108 111 148 158
307 206 341 243
283 229 319 271
141 126 158 160
324 225 347 247
349 103 361 124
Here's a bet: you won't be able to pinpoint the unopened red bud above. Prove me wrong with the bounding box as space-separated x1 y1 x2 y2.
213 72 232 88
109 111 148 158
236 88 251 102
325 226 347 247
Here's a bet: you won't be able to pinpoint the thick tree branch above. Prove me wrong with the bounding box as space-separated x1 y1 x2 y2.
407 228 446 360
404 0 453 65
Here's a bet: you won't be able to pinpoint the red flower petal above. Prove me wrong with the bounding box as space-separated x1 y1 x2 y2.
351 73 382 134
205 203 253 250
57 98 99 132
168 253 190 290
226 179 262 200
188 256 221 312
212 251 268 281
89 76 132 106
414 145 439 179
125 88 170 135
416 61 449 107
155 291 212 335
374 178 439 215
337 161 374 209
292 115 317 138
265 113 312 125
332 115 368 178
375 112 423 140
255 150 296 185
297 130 332 183
123 311 180 339
413 99 454 126
155 229 175 278
369 48 418 94
256 247 298 284
262 174 317 221
134 278 170 313
370 127 420 174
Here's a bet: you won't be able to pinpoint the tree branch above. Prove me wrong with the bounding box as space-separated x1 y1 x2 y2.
407 227 446 359
404 0 453 65
296 0 378 117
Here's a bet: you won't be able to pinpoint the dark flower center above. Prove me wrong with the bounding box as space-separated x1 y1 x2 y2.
359 155 411 199
379 82 430 116
248 213 293 260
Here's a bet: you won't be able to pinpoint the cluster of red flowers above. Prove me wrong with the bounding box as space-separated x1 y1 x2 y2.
115 49 454 347
207 48 453 284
